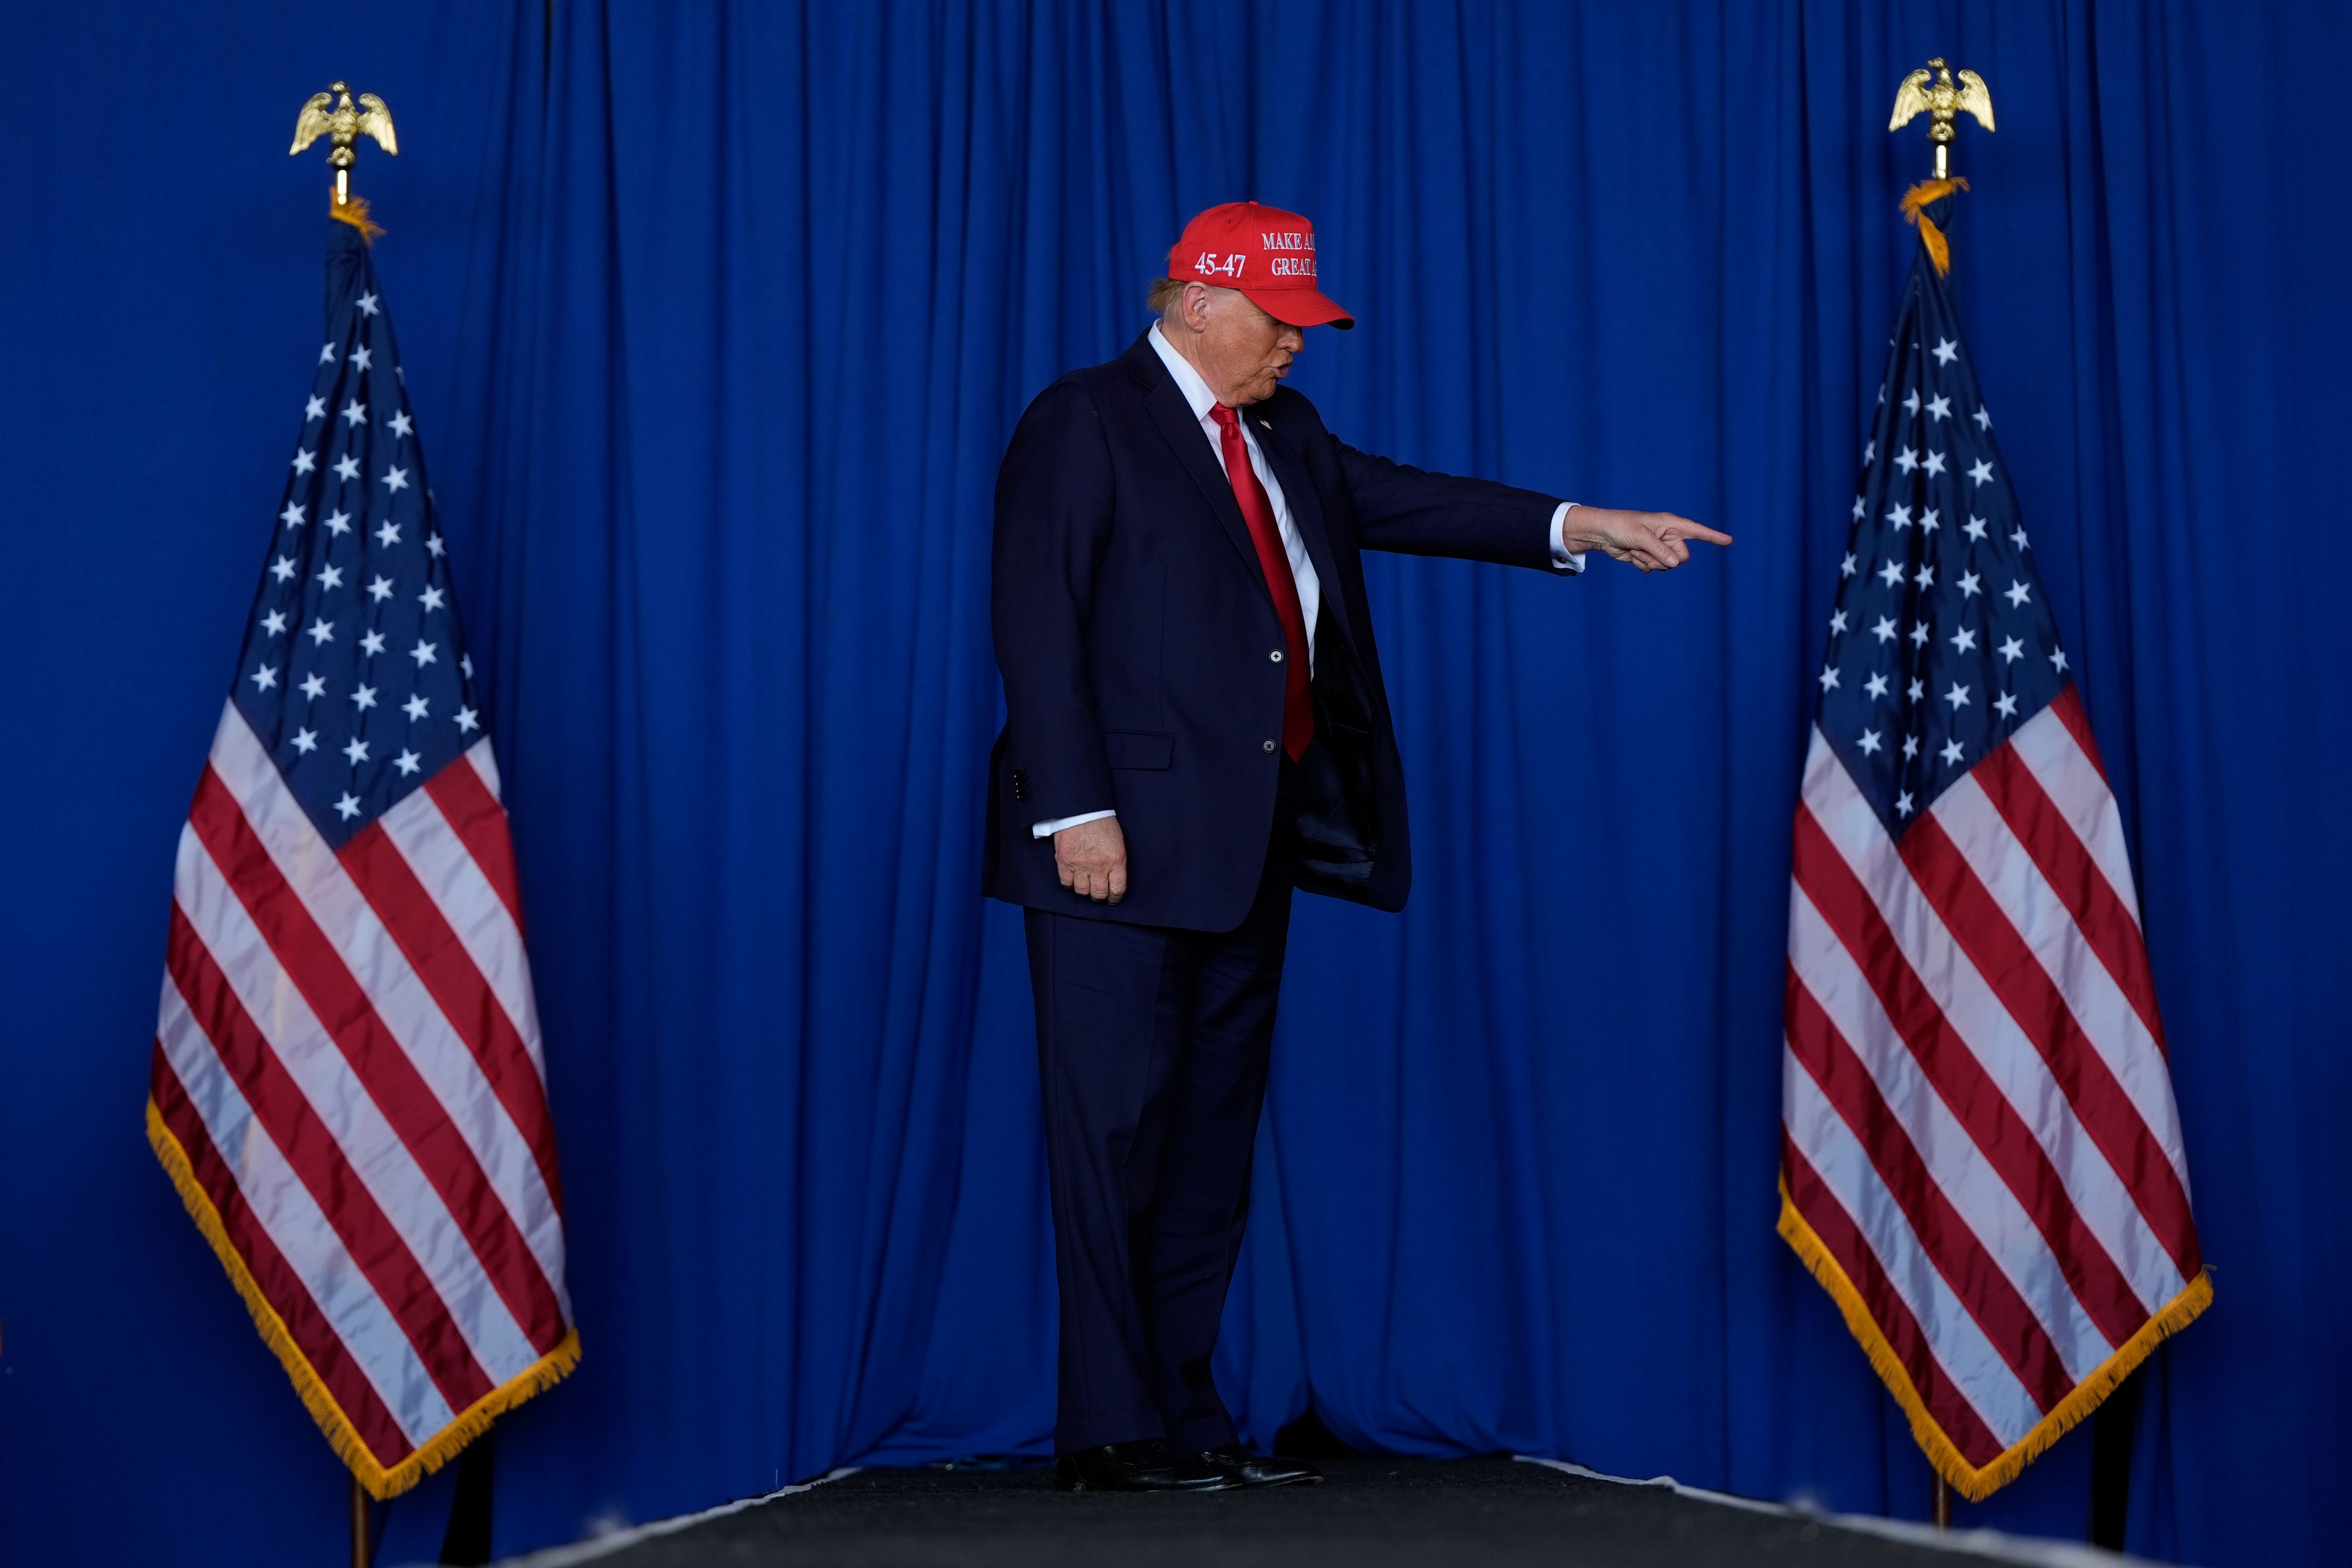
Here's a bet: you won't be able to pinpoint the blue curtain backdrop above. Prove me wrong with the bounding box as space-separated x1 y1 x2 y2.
2 4 2343 1565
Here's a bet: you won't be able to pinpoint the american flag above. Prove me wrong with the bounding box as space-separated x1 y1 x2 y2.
146 217 576 1499
1779 191 2208 1501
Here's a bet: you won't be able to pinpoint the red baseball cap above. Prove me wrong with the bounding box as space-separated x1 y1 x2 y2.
1167 202 1354 330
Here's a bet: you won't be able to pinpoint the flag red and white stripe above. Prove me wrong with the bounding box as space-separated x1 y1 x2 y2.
1779 688 2209 1499
148 702 576 1498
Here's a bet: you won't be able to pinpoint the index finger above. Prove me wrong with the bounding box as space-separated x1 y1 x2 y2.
1661 517 1734 546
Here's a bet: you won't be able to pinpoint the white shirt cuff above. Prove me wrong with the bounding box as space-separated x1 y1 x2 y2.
1549 502 1586 572
1034 809 1116 839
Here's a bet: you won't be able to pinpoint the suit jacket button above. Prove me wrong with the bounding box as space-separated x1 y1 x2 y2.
1270 649 1284 663
1262 739 1277 753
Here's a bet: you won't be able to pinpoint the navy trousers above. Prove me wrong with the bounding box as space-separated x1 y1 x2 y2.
1023 788 1296 1454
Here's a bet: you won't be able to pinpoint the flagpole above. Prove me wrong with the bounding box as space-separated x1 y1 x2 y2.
351 1473 372 1568
293 91 404 1568
1886 67 1992 1536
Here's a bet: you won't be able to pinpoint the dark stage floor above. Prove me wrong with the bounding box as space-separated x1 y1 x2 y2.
502 1457 2130 1568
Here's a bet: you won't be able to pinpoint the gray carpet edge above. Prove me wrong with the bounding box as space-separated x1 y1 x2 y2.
473 1457 2185 1568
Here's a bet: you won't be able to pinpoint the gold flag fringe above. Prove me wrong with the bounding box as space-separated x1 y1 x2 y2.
148 1099 582 1499
1899 179 1969 276
1778 1178 2211 1501
330 195 386 246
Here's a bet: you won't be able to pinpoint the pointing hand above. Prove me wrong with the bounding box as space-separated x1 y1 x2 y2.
1565 507 1733 573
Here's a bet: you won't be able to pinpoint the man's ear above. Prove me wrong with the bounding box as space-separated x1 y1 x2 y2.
1182 281 1214 331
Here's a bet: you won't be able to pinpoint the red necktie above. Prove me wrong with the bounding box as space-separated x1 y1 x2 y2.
1210 404 1314 761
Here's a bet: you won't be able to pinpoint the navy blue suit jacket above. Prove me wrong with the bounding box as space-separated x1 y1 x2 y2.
986 331 1570 932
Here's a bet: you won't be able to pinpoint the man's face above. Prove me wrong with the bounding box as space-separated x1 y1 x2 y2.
1186 285 1306 406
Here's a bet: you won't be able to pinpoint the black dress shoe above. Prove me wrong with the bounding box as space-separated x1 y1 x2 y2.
1054 1438 1244 1492
1204 1443 1322 1487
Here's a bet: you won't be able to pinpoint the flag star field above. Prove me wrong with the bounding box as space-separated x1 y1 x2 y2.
233 252 483 847
1817 263 2066 832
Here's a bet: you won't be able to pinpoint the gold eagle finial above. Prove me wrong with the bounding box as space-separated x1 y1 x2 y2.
1890 58 1992 178
291 81 397 208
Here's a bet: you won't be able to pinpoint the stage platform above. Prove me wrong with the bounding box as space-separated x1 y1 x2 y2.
496 1456 2146 1568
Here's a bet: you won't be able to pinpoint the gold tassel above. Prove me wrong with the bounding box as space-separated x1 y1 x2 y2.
330 194 386 246
1778 1178 2212 1501
148 1101 582 1499
1899 178 1969 276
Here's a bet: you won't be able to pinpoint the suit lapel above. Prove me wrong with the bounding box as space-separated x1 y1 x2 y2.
1126 336 1265 583
1250 412 1356 650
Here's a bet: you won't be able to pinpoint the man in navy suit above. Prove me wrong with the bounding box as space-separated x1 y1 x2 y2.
987 202 1729 1492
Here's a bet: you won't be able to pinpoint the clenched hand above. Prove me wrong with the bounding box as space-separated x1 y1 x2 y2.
1055 816 1128 904
1565 507 1733 573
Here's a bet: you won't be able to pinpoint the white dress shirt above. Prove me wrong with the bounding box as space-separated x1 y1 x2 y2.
1035 325 1584 838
